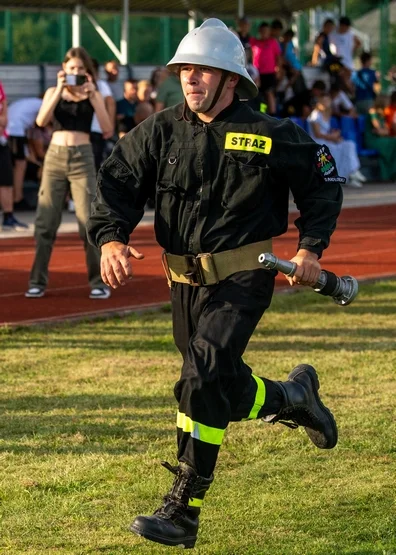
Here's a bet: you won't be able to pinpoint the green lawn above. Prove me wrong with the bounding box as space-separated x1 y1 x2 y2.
0 281 395 555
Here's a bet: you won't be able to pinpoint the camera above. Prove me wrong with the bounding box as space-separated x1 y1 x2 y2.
65 74 87 86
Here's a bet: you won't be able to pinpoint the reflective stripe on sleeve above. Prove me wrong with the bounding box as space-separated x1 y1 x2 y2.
177 411 225 446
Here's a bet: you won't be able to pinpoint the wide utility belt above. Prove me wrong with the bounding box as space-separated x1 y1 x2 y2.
162 239 273 286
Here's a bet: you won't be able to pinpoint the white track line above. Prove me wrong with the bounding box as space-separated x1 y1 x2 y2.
1 301 167 327
0 275 165 299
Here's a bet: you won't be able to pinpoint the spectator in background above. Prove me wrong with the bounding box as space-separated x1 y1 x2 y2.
90 58 116 172
311 18 336 68
118 101 154 139
329 17 361 92
137 80 153 103
250 21 282 115
365 95 396 181
330 83 357 118
25 46 112 300
282 79 326 118
149 66 167 102
308 93 365 187
384 92 396 136
353 52 379 115
7 96 42 209
116 79 139 137
26 122 52 185
280 29 306 96
245 45 267 114
154 70 183 111
236 16 251 49
0 81 28 231
245 45 260 87
270 19 284 43
104 59 124 101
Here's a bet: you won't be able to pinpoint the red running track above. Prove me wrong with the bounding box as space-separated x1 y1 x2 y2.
1 204 395 326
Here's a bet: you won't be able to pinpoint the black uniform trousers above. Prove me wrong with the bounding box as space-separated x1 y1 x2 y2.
172 268 283 478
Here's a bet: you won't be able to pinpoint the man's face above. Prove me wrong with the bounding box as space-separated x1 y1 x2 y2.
124 82 138 102
180 65 224 114
271 27 283 40
259 26 270 40
238 20 250 35
105 62 119 81
339 23 349 34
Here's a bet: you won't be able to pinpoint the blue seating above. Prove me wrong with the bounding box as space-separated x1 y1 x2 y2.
340 116 357 142
289 114 378 159
330 116 340 130
289 116 308 132
355 115 378 157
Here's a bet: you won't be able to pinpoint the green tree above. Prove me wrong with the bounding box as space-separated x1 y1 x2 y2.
12 13 60 63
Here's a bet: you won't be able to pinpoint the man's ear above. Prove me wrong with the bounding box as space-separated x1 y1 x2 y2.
228 73 240 89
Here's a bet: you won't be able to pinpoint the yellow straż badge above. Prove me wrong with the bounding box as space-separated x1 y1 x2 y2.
225 133 272 154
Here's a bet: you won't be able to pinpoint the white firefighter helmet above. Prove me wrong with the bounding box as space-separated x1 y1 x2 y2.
167 18 258 100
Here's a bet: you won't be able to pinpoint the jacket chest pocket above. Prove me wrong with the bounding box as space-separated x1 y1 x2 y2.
222 153 270 213
158 142 198 186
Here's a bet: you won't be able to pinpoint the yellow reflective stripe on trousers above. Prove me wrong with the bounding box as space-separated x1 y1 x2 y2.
188 497 203 508
177 412 225 446
247 374 266 420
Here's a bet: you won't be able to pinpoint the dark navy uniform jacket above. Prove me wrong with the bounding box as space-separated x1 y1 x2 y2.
87 96 343 258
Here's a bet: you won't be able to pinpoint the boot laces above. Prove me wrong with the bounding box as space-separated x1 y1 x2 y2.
277 406 320 430
153 461 197 520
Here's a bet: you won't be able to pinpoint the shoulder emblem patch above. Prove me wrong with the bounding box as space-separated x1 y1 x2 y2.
225 132 272 154
316 145 346 183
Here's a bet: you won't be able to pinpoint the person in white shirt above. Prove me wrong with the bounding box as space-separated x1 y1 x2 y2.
330 83 357 117
104 60 125 102
6 96 42 206
308 93 365 188
90 59 116 172
329 17 361 93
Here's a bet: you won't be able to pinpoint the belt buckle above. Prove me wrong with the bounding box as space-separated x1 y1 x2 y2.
184 255 203 286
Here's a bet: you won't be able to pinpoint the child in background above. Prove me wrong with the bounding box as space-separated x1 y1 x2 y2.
308 93 365 187
249 21 281 115
353 52 379 114
330 83 356 118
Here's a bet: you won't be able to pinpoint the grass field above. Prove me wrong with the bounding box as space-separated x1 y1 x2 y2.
0 281 395 555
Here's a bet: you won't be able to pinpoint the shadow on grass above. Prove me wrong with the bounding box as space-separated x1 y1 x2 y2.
2 322 394 353
0 324 177 352
0 393 175 455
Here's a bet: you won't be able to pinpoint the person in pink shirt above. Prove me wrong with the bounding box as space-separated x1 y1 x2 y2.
249 21 281 115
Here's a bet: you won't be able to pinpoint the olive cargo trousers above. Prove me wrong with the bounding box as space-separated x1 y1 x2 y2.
29 144 104 290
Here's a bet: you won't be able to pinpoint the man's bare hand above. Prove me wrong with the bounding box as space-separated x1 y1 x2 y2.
100 241 144 289
286 249 321 287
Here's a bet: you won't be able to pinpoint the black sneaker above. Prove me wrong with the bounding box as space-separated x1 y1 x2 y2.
3 215 29 231
89 287 111 299
25 287 45 298
263 364 338 449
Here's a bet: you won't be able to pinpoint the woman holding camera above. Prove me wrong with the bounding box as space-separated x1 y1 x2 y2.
26 47 112 299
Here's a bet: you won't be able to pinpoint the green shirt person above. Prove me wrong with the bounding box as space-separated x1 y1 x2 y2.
155 72 183 111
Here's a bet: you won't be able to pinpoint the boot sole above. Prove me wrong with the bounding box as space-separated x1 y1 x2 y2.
130 523 196 549
288 365 338 449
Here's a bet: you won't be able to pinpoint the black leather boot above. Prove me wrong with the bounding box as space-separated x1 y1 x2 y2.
263 364 338 449
130 461 213 549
